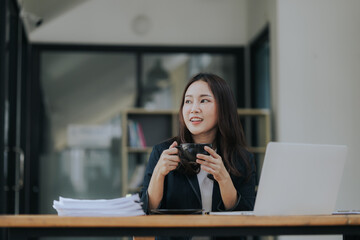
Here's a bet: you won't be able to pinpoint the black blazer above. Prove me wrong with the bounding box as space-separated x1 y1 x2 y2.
140 140 256 214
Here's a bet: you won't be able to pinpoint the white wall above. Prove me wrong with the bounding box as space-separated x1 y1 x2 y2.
276 0 360 211
246 0 275 42
29 0 248 45
248 0 360 210
247 1 360 239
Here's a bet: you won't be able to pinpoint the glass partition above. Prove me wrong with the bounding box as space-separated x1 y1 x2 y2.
141 53 236 109
39 52 137 214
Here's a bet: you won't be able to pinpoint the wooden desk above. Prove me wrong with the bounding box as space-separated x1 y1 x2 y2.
1 214 360 239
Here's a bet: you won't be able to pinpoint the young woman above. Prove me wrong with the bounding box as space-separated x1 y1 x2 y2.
140 73 256 215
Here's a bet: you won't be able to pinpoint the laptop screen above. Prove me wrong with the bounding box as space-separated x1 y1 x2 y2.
253 142 347 216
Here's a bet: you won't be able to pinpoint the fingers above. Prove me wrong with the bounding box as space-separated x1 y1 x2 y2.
196 150 219 164
196 154 218 175
197 157 217 170
164 141 178 155
204 146 217 157
160 141 180 162
196 147 224 178
200 163 216 174
165 154 180 163
156 141 180 176
196 156 227 182
169 141 178 148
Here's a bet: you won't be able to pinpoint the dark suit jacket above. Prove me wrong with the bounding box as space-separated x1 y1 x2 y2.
140 140 256 214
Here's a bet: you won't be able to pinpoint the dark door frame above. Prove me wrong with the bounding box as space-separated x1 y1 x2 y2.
250 24 270 109
0 0 33 216
0 0 7 216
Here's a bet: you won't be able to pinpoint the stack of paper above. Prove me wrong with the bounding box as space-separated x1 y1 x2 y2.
53 194 145 217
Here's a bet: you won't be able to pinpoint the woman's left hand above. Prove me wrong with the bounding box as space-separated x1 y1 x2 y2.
197 146 238 210
196 146 231 183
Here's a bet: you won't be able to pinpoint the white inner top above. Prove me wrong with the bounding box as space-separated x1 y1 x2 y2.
197 168 214 212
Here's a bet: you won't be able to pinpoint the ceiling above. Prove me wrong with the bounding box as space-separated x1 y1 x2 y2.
19 0 87 33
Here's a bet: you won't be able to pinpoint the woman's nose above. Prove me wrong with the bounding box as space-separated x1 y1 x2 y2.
190 102 200 113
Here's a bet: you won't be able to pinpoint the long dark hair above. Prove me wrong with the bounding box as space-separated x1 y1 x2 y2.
176 73 252 178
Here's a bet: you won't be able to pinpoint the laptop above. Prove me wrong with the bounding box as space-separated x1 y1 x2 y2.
210 142 347 216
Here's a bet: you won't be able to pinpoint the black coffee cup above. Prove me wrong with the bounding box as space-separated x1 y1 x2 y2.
176 143 212 163
176 143 212 175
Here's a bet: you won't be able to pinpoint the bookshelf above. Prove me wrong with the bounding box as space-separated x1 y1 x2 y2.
121 109 179 196
121 108 271 196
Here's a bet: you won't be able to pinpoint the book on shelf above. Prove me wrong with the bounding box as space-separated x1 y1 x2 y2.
137 122 147 147
127 120 147 148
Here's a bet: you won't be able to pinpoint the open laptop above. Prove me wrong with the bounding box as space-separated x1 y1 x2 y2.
211 142 347 216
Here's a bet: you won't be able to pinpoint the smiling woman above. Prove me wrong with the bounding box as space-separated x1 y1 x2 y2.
140 73 256 240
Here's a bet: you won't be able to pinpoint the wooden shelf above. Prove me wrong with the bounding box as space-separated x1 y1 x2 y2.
237 108 270 116
127 147 153 153
249 147 267 153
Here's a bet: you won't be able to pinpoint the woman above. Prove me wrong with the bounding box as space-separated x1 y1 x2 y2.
140 73 256 216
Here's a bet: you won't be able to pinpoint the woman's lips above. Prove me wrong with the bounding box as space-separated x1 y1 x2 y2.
190 117 203 125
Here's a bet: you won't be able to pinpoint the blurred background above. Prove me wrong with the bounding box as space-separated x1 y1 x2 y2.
1 1 359 240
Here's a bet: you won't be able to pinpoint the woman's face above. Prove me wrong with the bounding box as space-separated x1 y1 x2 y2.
182 80 218 143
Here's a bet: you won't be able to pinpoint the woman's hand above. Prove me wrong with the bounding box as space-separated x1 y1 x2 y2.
148 141 180 210
153 141 180 177
196 146 230 182
196 146 238 210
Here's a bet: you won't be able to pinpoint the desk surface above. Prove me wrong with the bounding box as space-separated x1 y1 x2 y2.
0 214 360 228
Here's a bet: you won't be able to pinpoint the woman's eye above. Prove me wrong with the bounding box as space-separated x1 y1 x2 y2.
201 99 210 103
185 100 191 104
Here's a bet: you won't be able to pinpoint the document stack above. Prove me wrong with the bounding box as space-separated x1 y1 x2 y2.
53 194 145 217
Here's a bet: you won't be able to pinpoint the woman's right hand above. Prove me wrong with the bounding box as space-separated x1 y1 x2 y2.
153 141 180 177
148 141 180 210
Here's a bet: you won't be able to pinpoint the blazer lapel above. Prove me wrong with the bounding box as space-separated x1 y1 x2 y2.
185 174 202 204
212 179 221 211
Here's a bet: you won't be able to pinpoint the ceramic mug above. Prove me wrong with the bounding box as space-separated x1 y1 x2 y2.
176 143 212 175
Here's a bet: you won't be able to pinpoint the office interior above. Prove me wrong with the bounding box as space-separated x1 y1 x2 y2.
1 0 359 240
